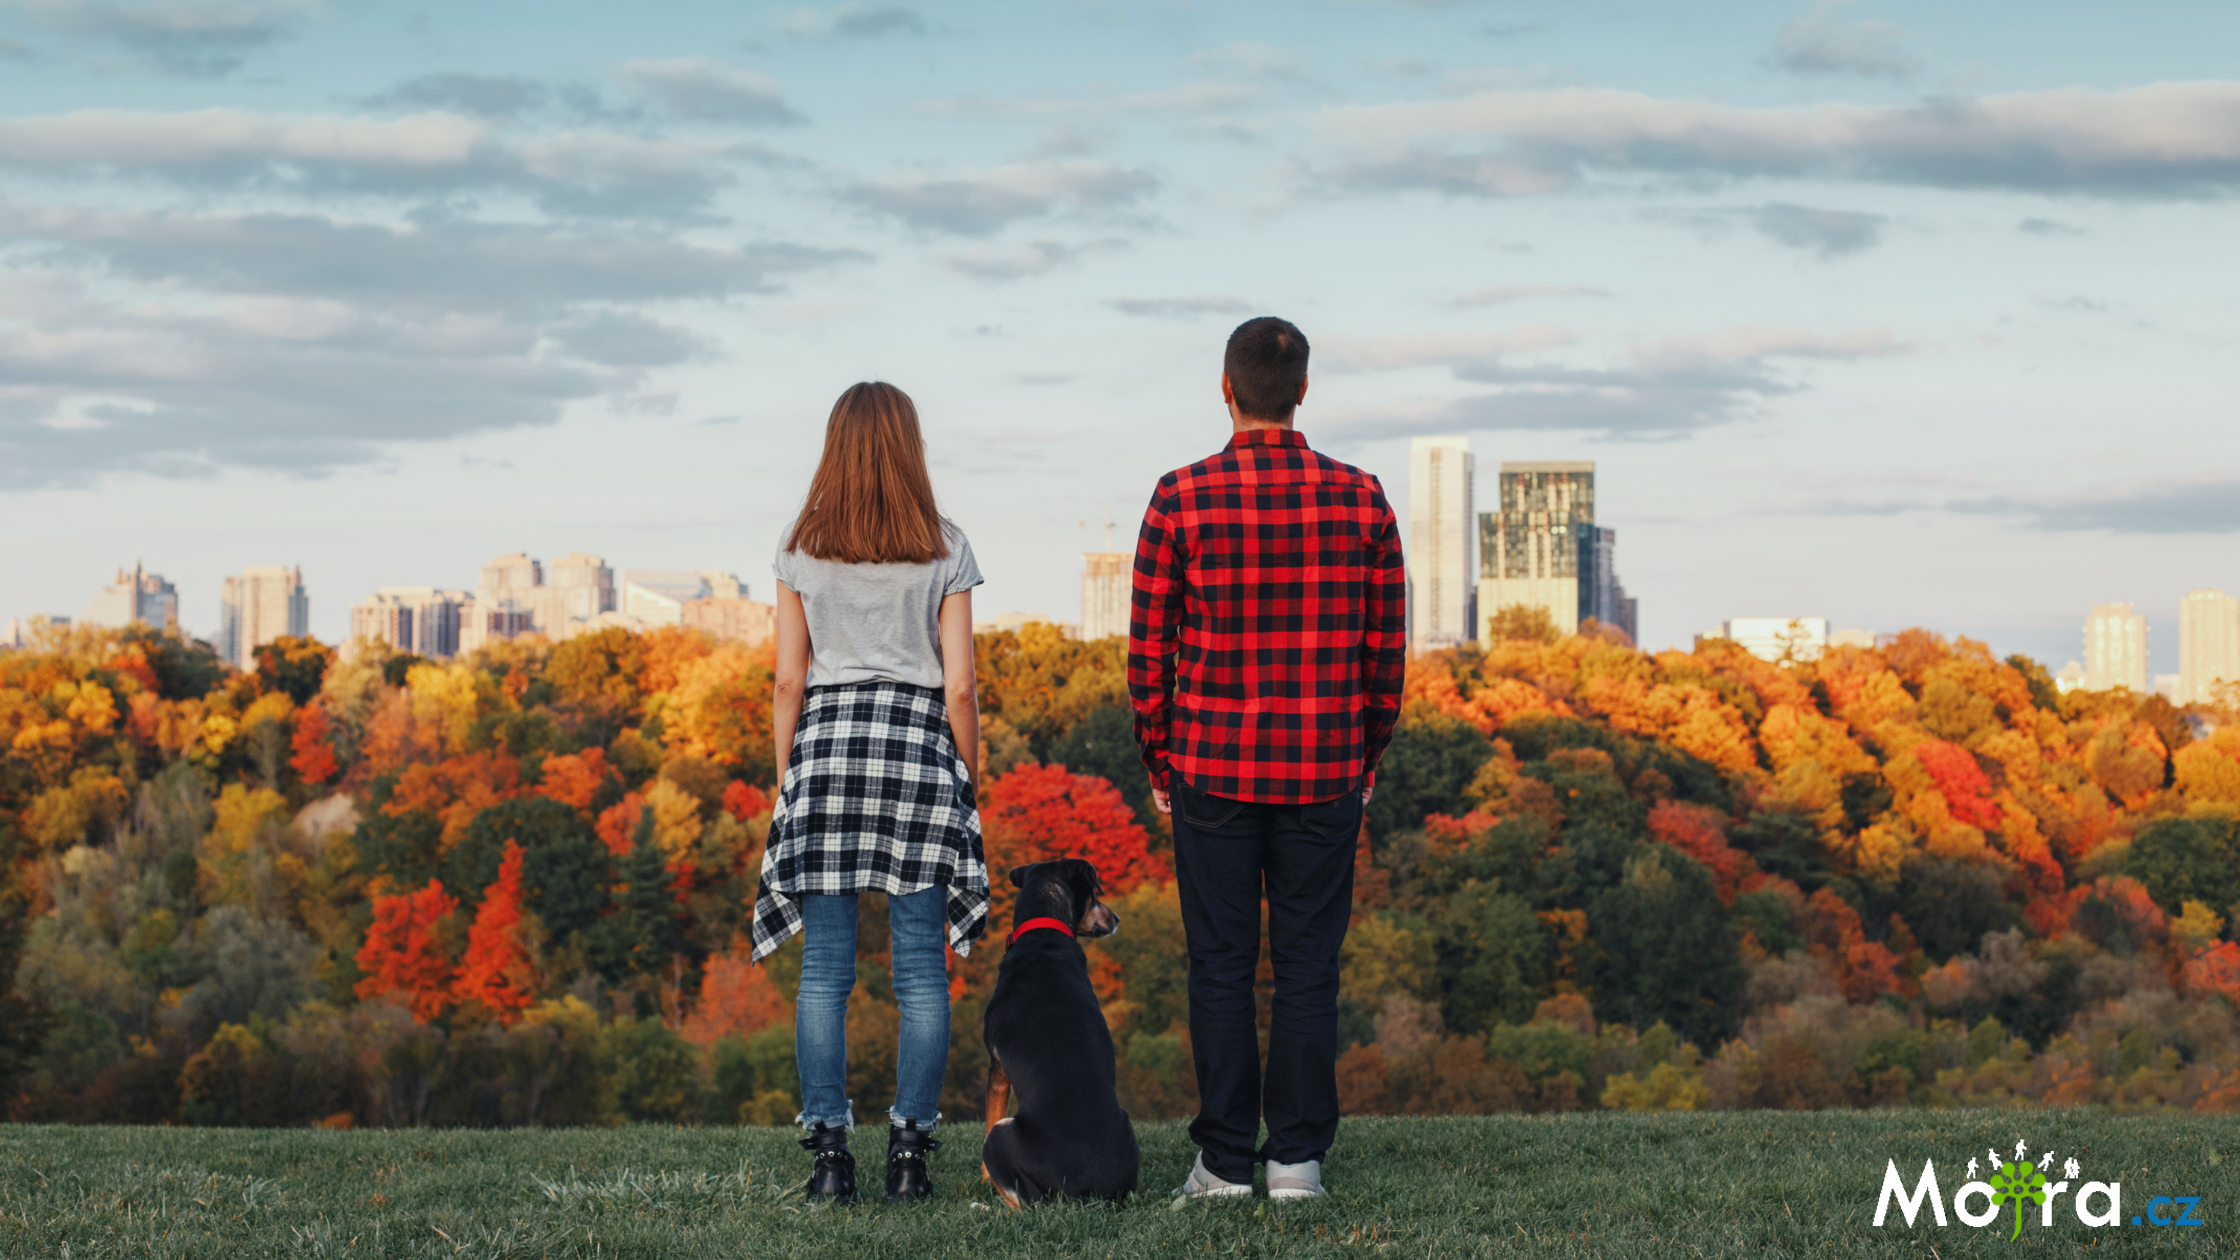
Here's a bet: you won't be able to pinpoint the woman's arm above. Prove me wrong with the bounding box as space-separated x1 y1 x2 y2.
938 589 980 804
771 581 811 783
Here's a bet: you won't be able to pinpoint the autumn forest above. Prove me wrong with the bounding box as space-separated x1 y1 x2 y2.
3 616 2238 1128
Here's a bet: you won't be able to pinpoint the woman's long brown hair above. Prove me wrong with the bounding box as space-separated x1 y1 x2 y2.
787 382 949 564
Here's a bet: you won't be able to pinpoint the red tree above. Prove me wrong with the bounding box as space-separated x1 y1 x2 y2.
1914 739 2002 830
723 779 772 821
595 791 647 856
289 704 339 786
537 748 610 812
453 842 536 1024
980 763 1171 938
355 879 459 1021
1646 799 1746 903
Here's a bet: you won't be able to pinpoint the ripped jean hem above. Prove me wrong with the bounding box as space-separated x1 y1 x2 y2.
887 1107 942 1132
796 1103 855 1135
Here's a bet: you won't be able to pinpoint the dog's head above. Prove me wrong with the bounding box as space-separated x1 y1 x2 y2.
1008 858 1120 938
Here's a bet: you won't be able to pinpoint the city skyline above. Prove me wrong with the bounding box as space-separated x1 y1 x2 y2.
3 3 2238 666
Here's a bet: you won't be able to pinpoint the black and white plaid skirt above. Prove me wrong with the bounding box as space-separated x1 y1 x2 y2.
750 682 988 961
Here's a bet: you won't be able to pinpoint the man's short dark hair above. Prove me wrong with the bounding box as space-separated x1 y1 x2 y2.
1224 316 1309 421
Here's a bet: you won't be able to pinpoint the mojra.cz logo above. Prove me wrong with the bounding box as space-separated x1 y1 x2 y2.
1874 1138 2205 1239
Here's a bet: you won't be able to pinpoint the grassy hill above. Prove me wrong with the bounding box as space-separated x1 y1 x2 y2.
2 1112 2230 1258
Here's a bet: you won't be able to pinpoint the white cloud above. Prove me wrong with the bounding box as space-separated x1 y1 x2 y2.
1323 323 1903 440
1313 82 2240 198
1320 326 1577 371
923 80 1257 117
847 160 1156 236
0 107 778 217
935 237 1124 280
771 3 924 40
8 0 311 76
619 59 801 125
1770 1 1923 80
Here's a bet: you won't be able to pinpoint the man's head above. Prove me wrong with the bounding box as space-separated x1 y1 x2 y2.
1222 316 1309 425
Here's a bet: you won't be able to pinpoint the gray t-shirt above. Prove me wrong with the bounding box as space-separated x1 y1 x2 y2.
773 519 983 690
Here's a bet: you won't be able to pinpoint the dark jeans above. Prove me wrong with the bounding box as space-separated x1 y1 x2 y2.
1170 776 1360 1182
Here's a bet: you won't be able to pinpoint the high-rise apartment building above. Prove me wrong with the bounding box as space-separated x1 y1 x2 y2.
1408 436 1475 653
2179 588 2240 705
1080 553 1129 641
1478 461 1626 643
2084 602 2149 693
351 588 466 658
682 597 778 646
80 564 178 630
220 566 309 670
478 553 543 608
623 571 747 628
548 553 617 624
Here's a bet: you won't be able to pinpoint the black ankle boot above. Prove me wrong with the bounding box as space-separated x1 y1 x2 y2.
800 1124 857 1205
884 1121 941 1204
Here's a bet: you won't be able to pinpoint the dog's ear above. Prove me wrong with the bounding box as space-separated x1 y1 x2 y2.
1008 864 1031 888
1061 858 1103 899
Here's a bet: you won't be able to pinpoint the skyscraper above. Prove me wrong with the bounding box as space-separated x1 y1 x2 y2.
1080 552 1129 641
1576 524 1638 643
220 566 309 669
2179 588 2240 705
2084 602 2148 693
79 564 178 630
1408 436 1475 653
1478 461 1619 643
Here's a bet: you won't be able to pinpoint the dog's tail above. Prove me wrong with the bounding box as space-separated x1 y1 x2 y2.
980 1118 1047 1209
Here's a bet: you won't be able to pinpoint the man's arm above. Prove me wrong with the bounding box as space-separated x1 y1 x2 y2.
1127 482 1184 814
1359 484 1407 785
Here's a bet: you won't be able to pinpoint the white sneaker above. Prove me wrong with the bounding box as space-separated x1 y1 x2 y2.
1174 1152 1253 1199
1265 1158 1324 1200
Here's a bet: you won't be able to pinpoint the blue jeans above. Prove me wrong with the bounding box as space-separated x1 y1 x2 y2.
794 885 950 1133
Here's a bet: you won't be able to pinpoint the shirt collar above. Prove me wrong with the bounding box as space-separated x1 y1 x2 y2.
1225 427 1308 451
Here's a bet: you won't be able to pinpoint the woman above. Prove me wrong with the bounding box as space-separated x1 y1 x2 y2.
749 381 988 1207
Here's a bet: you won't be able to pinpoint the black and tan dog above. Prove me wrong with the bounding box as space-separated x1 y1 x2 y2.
980 858 1141 1206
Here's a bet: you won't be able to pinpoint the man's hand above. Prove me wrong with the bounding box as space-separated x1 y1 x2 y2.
1360 784 1374 807
1152 787 1171 815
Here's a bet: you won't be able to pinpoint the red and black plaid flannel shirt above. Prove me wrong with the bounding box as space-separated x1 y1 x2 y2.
1127 428 1406 804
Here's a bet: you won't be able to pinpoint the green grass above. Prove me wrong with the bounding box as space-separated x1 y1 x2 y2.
1 1112 2231 1257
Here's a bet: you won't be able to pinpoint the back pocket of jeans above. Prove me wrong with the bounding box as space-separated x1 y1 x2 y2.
1298 792 1362 843
1175 780 1243 829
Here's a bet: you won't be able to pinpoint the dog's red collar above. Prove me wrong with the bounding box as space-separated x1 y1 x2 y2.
1010 916 1075 942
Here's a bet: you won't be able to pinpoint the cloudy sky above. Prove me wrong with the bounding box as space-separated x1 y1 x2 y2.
3 0 2236 669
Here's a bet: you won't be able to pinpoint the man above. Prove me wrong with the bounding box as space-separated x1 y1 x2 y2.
1127 316 1406 1201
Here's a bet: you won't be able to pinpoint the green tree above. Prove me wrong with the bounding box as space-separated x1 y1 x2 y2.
1898 857 2023 960
0 820 48 1102
2125 816 2240 918
1367 712 1495 839
1586 846 1742 1046
601 1016 703 1122
1428 886 1547 1033
592 807 683 982
1047 703 1161 832
254 635 336 706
